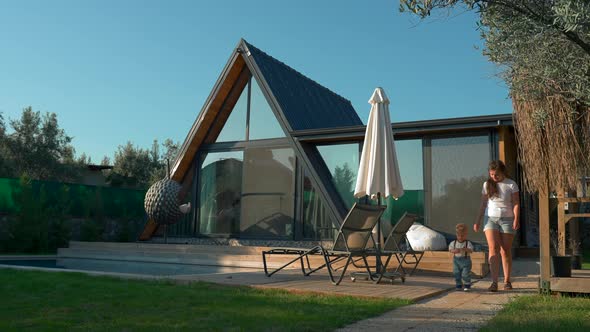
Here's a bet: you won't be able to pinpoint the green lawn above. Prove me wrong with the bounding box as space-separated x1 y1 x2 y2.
481 294 590 332
0 269 410 331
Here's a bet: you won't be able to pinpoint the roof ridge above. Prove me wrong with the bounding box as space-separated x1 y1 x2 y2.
242 41 354 107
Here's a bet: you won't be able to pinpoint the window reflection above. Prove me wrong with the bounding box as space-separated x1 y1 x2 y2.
317 143 359 209
303 170 335 240
240 147 295 238
382 139 425 227
429 135 490 242
198 151 243 235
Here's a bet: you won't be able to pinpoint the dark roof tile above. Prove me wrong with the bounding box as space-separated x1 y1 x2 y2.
243 41 362 131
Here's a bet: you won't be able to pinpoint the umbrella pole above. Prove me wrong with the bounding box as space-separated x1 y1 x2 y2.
377 192 382 274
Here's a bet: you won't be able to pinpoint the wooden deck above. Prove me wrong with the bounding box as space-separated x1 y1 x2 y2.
261 250 489 278
170 258 538 301
59 242 489 277
14 241 547 302
53 240 452 301
550 269 590 294
173 269 458 301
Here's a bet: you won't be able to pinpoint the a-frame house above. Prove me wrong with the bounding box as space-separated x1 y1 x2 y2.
140 39 363 241
139 39 519 252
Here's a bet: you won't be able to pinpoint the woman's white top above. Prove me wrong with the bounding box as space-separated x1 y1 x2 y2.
482 178 519 218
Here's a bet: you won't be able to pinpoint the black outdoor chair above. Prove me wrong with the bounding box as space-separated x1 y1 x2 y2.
375 212 424 284
261 203 386 285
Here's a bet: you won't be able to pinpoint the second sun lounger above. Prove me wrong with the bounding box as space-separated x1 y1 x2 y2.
376 212 423 283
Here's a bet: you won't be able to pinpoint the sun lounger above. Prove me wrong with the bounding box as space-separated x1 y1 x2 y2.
376 212 423 283
261 203 386 285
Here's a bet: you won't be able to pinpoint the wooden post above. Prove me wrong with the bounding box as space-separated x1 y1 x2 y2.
498 126 507 162
570 186 581 256
498 126 517 179
539 187 551 292
557 189 566 256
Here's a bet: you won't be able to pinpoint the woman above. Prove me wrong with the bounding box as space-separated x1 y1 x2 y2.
474 160 520 292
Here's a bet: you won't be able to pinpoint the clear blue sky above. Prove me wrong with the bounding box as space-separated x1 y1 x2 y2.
0 0 511 163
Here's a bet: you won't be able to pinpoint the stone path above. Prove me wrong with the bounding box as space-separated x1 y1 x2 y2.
337 260 539 332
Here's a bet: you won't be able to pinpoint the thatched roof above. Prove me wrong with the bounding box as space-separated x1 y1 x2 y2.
513 93 590 193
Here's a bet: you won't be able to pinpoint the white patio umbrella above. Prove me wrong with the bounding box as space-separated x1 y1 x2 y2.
354 87 404 200
354 87 404 249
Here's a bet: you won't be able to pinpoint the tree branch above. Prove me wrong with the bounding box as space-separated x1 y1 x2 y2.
485 0 590 57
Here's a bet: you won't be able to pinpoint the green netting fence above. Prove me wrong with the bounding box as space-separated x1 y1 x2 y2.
0 177 147 218
0 177 149 253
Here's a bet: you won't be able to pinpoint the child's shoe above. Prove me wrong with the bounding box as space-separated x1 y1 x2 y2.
463 284 471 292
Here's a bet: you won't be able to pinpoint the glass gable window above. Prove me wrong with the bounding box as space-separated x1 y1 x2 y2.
248 78 285 140
215 83 248 143
198 151 243 235
429 135 490 242
197 74 294 239
213 77 285 143
240 147 295 238
317 143 360 209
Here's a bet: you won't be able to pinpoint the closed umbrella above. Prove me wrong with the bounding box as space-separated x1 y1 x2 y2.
354 87 404 271
354 87 404 201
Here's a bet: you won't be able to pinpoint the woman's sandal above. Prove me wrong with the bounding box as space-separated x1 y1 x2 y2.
488 281 498 292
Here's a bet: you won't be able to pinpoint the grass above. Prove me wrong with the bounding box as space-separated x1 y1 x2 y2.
0 269 411 331
482 247 590 331
481 294 590 332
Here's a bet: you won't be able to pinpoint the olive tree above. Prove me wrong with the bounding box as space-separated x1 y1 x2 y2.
400 0 590 192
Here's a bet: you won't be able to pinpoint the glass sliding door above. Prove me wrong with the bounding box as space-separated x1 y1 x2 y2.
428 134 490 242
198 151 243 235
240 147 295 238
383 139 425 227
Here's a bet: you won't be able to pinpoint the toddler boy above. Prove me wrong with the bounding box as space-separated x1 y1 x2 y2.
449 223 474 291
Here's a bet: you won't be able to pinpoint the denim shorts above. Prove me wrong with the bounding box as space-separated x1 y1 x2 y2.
483 216 516 234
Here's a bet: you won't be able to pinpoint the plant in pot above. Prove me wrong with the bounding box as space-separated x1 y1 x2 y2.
550 231 572 277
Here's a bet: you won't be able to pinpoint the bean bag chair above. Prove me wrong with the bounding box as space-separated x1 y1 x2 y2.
406 223 447 251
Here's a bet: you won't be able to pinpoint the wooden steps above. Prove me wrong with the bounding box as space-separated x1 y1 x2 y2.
58 241 489 277
403 251 488 278
550 269 590 294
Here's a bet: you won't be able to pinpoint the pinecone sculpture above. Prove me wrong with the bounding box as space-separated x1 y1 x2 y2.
144 178 182 225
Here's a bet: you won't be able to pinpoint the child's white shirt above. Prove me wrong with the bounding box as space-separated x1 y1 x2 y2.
448 240 474 257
